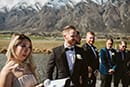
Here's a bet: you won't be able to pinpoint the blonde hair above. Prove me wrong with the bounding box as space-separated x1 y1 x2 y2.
86 31 95 36
62 25 76 35
6 33 36 75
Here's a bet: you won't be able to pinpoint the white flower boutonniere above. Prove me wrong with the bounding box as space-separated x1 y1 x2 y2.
111 52 115 56
76 54 83 59
95 48 98 52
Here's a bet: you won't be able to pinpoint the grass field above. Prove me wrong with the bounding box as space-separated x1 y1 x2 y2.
0 36 130 53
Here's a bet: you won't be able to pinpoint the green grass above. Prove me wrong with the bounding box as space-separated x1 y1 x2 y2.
0 36 130 53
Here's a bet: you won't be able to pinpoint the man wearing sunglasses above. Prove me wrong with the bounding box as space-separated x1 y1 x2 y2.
114 40 130 87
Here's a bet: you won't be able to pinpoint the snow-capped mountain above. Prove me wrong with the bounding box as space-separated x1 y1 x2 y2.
0 0 129 33
0 0 46 11
0 0 107 10
44 0 77 9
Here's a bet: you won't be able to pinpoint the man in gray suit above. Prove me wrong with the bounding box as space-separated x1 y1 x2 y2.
44 25 88 87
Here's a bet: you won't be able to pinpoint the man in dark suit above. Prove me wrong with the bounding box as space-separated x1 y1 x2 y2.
44 25 88 87
75 30 81 45
82 31 99 87
114 40 130 87
99 38 116 87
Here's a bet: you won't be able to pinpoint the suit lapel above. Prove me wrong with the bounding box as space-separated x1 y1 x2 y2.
86 43 97 59
105 48 114 66
60 45 71 75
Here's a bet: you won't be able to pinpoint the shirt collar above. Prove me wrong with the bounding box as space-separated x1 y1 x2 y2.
64 43 74 49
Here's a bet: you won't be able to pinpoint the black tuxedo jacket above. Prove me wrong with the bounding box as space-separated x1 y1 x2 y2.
82 43 99 72
115 50 130 73
46 45 88 87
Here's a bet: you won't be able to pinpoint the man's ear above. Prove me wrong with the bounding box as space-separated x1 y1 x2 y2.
64 35 67 39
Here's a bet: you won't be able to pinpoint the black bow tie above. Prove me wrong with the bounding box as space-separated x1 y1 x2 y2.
65 47 74 51
108 49 111 51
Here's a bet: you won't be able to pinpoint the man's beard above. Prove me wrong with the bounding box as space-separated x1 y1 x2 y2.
68 39 75 45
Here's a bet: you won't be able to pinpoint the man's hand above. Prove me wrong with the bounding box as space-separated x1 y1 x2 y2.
43 79 51 87
108 69 114 75
94 69 99 77
35 83 44 87
88 66 93 73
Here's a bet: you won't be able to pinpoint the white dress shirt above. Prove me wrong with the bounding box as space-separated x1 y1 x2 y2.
89 45 97 59
64 44 75 74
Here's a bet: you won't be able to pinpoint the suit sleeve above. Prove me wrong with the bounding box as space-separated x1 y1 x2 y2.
81 49 88 87
99 49 110 70
46 49 56 80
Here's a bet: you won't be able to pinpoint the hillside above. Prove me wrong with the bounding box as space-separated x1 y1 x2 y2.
0 0 130 34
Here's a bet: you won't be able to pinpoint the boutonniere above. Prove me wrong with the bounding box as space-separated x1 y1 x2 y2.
125 50 128 53
111 52 115 56
95 48 98 52
76 54 83 59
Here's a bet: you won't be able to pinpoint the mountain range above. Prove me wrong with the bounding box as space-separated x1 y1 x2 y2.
0 0 130 35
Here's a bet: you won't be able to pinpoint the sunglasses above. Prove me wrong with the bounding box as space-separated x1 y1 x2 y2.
122 45 127 48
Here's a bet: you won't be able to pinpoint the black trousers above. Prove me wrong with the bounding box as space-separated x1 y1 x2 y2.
114 72 129 87
64 79 75 87
88 73 96 87
100 74 112 87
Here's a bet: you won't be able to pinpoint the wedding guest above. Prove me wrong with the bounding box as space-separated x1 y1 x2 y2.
0 33 41 87
114 40 130 87
82 31 99 87
75 30 81 45
99 38 116 87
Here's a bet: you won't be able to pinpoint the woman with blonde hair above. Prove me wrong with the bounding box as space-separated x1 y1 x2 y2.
0 33 41 87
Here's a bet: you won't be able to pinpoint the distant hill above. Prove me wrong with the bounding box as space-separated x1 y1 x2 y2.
0 0 130 34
